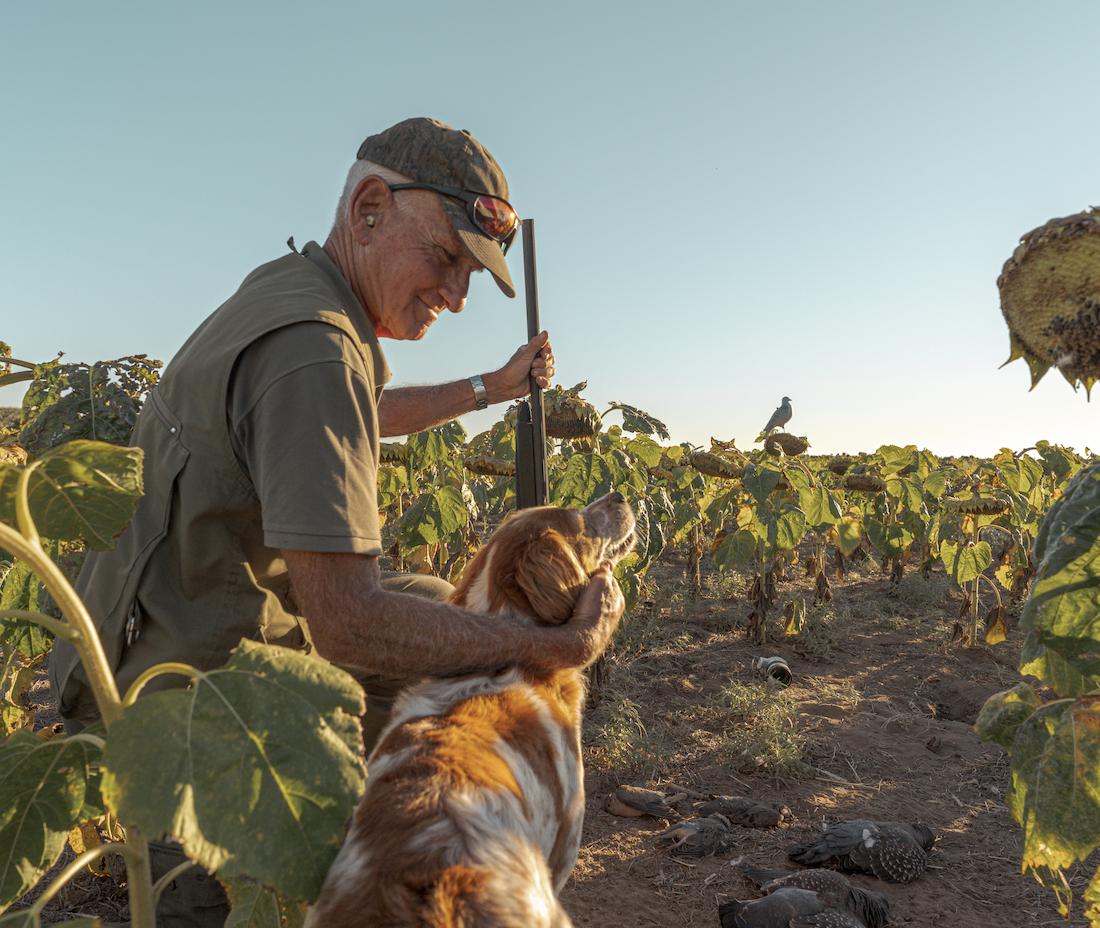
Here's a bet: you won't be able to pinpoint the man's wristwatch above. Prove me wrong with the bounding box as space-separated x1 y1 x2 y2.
469 374 489 410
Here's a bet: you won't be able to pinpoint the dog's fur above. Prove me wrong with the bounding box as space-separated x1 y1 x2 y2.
306 494 635 928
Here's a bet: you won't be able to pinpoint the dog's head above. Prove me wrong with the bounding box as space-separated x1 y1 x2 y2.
452 492 635 625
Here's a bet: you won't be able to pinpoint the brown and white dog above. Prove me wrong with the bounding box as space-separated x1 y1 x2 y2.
306 492 635 928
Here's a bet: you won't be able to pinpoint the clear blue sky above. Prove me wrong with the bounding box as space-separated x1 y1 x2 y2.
3 1 1098 456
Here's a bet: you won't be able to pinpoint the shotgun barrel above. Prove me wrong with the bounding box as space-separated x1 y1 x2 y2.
515 218 549 509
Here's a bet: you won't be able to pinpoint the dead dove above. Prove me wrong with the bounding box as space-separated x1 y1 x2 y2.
740 864 890 928
604 785 682 819
694 797 790 828
657 814 738 857
719 887 870 928
787 820 934 883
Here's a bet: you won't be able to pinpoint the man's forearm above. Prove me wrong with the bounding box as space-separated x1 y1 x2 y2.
286 550 568 676
377 381 476 437
378 373 511 437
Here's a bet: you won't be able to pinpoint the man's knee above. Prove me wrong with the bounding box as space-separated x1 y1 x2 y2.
379 571 454 602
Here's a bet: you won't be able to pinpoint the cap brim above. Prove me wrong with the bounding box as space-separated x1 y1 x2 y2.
441 201 516 298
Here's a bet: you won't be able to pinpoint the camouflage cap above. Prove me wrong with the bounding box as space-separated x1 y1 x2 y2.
357 117 516 298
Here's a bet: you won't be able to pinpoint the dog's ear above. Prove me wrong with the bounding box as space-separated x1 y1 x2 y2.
511 527 590 624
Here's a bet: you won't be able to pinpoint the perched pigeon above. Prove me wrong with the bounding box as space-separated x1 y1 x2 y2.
788 820 935 883
604 785 681 819
657 814 738 857
719 887 869 928
740 864 890 928
763 397 793 435
694 797 790 828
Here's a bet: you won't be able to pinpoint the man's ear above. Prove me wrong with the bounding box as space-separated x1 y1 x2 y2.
512 528 590 625
348 175 395 243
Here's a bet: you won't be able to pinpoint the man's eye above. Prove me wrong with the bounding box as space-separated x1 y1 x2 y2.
435 246 455 265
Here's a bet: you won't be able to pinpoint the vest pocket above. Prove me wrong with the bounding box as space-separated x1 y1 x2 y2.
90 392 190 670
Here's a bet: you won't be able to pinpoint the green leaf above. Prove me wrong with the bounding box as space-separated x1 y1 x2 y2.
604 449 648 497
921 468 950 498
1008 696 1100 876
404 429 451 472
885 475 924 511
867 520 914 559
375 465 408 511
713 529 758 571
552 453 612 508
101 641 367 902
395 486 469 551
18 355 160 457
0 731 102 908
798 485 841 530
224 878 306 928
769 508 807 554
875 444 917 476
834 515 864 557
668 502 702 547
623 435 663 468
976 683 1042 750
0 441 143 550
1084 865 1100 928
614 554 642 612
1020 465 1100 695
742 464 781 504
604 402 670 440
939 540 991 584
0 561 52 659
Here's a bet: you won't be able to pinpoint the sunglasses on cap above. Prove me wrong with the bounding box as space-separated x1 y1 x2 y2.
386 183 519 255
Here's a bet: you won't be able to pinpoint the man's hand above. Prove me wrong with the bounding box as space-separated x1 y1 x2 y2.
483 331 555 403
539 563 626 669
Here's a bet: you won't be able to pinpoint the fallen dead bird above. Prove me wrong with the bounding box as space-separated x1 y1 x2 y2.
719 887 870 928
739 864 890 928
604 785 683 819
657 814 738 858
788 820 935 883
694 796 790 828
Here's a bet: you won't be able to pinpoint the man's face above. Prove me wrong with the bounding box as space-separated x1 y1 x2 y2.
353 185 485 340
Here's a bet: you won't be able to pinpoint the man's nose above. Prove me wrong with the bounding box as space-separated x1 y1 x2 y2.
441 269 471 314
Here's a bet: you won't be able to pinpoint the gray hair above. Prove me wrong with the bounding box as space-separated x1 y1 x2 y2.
332 159 414 232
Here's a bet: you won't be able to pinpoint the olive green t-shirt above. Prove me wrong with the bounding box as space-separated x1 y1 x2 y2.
228 322 383 554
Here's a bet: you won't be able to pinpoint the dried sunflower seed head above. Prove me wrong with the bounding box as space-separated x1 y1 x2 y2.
828 456 856 475
464 455 514 477
842 474 886 493
764 433 810 456
379 441 407 464
689 450 744 479
998 207 1100 394
943 495 1010 515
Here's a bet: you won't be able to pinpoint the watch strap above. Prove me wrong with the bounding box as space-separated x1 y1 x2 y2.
469 374 489 410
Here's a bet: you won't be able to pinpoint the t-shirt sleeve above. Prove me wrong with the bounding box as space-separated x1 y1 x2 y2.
228 322 383 555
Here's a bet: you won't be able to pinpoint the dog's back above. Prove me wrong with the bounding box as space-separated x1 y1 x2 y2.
307 667 584 926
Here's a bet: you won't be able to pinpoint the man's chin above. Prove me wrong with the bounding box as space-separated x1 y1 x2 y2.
375 324 430 341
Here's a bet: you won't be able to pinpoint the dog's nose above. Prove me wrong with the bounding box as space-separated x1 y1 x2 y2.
609 491 627 505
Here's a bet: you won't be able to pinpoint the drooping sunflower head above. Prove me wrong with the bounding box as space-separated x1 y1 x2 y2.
998 207 1100 394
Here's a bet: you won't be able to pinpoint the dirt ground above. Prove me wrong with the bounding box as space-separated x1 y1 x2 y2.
564 552 1096 927
18 549 1096 926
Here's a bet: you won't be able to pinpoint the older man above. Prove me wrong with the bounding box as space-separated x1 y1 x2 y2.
49 117 624 926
